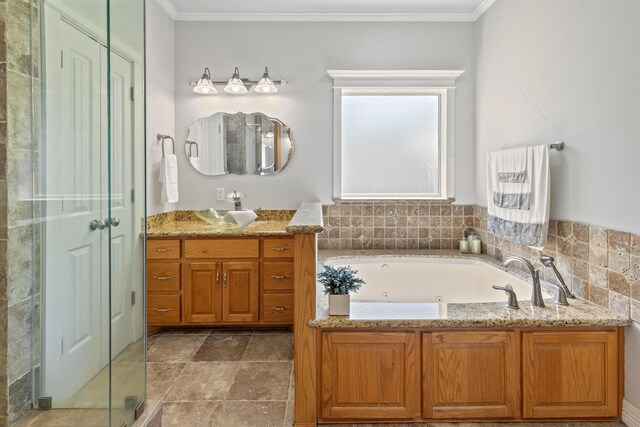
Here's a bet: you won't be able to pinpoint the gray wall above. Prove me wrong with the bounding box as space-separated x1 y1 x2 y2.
172 21 477 210
146 0 176 215
475 0 640 410
475 0 640 235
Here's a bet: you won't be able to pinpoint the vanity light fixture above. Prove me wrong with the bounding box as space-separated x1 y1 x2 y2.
189 66 287 95
224 67 248 94
192 67 217 94
254 67 278 94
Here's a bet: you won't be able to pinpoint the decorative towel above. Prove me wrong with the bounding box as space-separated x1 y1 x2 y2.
486 145 550 249
224 210 258 228
159 154 179 204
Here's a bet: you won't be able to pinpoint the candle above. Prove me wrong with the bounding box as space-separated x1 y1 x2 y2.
467 233 476 245
471 239 482 254
459 239 469 253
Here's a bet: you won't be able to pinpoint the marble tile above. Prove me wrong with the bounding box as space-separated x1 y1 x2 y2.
227 362 292 401
213 401 286 427
146 335 207 362
7 370 30 423
161 401 220 427
6 0 31 76
23 409 109 426
6 224 33 305
165 362 238 402
146 362 185 400
192 334 251 362
6 71 31 150
7 299 31 382
243 333 293 361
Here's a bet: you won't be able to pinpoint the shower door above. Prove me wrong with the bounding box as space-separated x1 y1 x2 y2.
40 0 145 425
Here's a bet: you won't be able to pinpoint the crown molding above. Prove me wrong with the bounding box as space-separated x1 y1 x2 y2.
327 70 465 80
155 0 178 20
174 11 487 22
471 0 496 20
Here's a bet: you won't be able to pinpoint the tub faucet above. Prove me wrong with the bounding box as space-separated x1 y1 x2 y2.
501 256 545 308
540 255 576 299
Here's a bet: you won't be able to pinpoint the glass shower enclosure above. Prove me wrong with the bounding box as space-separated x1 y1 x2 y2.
34 0 146 425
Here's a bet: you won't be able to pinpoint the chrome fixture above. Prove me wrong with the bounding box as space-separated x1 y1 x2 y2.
549 141 565 151
541 254 575 300
192 67 217 94
492 284 519 309
189 66 287 95
157 134 175 156
224 67 248 94
254 67 278 94
227 190 244 211
501 256 545 308
89 219 107 231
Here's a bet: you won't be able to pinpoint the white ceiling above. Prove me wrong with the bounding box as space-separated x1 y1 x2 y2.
157 0 495 22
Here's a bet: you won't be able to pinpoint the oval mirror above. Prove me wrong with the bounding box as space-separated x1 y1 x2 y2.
185 112 293 176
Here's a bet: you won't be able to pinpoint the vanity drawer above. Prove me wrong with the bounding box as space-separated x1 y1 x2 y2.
263 262 294 291
184 239 259 259
147 262 181 292
147 239 181 259
147 294 181 324
262 293 294 323
263 239 295 258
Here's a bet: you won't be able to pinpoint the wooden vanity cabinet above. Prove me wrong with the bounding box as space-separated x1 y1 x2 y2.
422 331 520 419
522 329 619 419
147 237 294 327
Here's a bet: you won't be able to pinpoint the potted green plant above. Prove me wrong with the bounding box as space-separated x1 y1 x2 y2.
317 265 365 315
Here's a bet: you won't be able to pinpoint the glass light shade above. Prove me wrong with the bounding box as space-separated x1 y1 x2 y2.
254 68 278 93
193 77 217 94
224 68 248 94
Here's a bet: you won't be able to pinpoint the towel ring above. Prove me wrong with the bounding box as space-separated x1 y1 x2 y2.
186 141 199 158
157 134 175 156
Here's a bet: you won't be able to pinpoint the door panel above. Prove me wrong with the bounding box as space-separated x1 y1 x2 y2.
184 262 222 323
223 262 259 322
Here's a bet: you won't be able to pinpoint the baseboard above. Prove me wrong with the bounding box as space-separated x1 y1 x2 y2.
623 399 640 427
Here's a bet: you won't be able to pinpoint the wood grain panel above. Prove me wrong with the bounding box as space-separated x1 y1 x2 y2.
147 262 181 292
293 234 318 426
422 331 520 419
263 262 294 291
184 239 259 259
147 294 181 324
222 262 259 322
263 238 295 258
321 331 419 420
522 330 618 419
262 293 294 323
147 239 180 259
183 262 222 323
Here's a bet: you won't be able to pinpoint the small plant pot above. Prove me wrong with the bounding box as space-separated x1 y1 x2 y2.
328 294 350 316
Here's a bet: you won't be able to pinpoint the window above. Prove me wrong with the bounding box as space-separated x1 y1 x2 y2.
329 70 464 200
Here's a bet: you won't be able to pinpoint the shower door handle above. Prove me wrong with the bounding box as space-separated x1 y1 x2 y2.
89 219 107 231
105 217 120 227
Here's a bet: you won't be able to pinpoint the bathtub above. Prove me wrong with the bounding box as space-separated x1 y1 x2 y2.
323 256 549 304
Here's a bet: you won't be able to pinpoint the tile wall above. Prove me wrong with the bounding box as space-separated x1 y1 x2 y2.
319 200 639 324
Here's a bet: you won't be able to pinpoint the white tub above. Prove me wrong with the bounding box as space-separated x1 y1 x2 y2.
323 257 548 304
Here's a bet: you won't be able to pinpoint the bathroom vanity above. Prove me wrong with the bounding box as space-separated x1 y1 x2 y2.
145 203 323 330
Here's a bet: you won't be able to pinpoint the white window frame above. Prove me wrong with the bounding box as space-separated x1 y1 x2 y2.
328 70 464 200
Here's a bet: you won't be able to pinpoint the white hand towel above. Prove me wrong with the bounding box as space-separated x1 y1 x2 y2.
159 154 179 204
487 144 550 249
189 156 201 170
224 210 258 228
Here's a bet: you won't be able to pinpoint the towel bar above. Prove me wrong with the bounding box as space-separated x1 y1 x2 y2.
549 141 564 151
157 134 175 156
186 140 199 157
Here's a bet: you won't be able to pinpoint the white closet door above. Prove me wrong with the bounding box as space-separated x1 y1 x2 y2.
43 19 105 403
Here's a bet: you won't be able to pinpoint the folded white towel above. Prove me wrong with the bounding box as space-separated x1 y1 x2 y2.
224 210 258 228
487 144 550 249
159 154 179 204
189 156 201 169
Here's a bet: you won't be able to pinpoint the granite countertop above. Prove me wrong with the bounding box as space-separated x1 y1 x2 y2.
145 202 324 238
311 250 631 329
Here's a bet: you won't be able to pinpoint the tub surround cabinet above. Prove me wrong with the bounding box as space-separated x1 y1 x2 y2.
147 237 295 327
314 328 622 425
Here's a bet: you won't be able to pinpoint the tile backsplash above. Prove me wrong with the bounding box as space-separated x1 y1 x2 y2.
319 200 639 323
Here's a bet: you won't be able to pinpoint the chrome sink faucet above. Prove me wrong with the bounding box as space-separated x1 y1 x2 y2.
501 256 545 308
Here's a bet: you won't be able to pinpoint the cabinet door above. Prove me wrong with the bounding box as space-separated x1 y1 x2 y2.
422 331 520 419
522 330 619 419
321 331 419 420
222 262 259 322
183 262 222 323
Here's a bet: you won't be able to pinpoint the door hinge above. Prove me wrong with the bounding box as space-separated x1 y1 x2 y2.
60 50 64 68
130 87 135 101
131 291 136 306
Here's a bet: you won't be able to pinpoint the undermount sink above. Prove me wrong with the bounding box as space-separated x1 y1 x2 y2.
194 209 239 228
